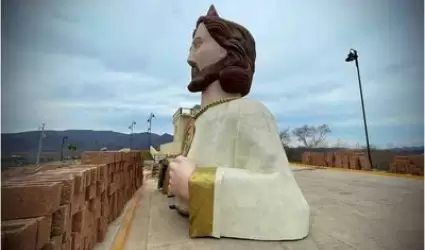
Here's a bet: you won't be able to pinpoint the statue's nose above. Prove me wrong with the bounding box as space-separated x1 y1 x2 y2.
187 59 196 68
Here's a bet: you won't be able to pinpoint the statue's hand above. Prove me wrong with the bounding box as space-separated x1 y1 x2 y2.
169 155 195 201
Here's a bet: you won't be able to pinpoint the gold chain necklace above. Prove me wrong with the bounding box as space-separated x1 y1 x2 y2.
192 96 241 120
182 96 241 156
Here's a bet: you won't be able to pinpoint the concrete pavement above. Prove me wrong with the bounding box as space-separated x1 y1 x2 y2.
123 167 424 250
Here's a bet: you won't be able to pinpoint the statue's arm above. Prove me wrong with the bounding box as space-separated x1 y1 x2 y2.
188 101 310 240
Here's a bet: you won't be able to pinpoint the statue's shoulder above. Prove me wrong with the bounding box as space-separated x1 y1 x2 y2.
228 98 274 119
226 98 277 132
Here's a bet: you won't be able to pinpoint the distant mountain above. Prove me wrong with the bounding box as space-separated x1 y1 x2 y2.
390 146 424 154
1 130 174 153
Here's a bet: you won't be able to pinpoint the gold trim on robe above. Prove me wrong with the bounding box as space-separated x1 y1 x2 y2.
188 167 217 238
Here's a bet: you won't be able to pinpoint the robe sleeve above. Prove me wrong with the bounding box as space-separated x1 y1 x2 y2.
188 101 310 240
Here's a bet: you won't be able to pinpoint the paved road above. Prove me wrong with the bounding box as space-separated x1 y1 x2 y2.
123 167 424 250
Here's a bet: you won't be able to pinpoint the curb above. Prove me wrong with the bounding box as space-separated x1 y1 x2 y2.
110 189 142 250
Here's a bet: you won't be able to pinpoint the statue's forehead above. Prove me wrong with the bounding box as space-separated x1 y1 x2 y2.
193 23 210 40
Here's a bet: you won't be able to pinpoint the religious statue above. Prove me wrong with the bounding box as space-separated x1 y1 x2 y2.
167 5 310 241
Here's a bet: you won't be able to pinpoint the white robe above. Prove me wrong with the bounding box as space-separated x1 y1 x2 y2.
175 98 310 241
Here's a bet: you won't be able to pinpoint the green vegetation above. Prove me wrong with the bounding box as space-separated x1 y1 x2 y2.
68 144 77 151
141 150 154 161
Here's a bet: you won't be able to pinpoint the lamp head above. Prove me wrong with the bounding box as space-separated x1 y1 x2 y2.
345 49 358 62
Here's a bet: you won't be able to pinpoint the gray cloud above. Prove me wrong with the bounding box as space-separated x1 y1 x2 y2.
2 0 423 147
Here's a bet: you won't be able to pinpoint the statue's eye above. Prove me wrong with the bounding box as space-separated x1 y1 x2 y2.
192 37 203 49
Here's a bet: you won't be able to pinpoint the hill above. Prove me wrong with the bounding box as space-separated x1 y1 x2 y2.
1 130 174 153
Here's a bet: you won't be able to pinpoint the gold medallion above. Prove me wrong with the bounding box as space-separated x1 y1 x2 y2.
182 119 196 157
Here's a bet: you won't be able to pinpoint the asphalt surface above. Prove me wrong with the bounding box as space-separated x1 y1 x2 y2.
121 166 424 250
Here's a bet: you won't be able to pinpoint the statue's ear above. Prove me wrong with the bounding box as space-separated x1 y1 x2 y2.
206 4 219 17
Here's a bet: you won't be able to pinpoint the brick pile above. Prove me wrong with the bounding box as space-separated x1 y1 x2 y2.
389 155 424 175
301 151 371 170
1 151 144 250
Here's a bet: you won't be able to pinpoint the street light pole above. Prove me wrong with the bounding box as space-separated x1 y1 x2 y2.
345 49 374 169
60 136 68 161
147 113 155 149
128 120 136 149
36 123 46 165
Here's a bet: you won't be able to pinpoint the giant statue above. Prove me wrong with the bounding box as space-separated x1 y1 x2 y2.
167 5 310 241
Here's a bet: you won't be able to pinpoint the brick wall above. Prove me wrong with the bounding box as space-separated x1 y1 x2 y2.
1 151 144 250
301 151 372 171
301 151 424 176
388 155 424 175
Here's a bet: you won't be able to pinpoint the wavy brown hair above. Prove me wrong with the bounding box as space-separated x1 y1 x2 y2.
187 16 256 97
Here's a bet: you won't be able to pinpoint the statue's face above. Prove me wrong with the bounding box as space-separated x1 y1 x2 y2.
187 23 227 78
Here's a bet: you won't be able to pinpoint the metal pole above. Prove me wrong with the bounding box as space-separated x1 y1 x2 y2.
147 113 154 149
354 53 374 169
148 120 152 149
60 136 68 161
36 123 45 165
129 120 135 149
130 124 133 149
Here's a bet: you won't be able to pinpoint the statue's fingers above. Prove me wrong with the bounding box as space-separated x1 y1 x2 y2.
168 183 172 194
175 155 186 162
169 161 178 172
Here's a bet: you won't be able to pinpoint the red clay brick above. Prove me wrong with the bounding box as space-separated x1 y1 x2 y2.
9 173 76 205
61 215 72 244
82 151 117 165
1 216 50 250
96 219 107 243
89 197 102 219
108 193 117 222
82 236 90 250
44 169 85 194
71 233 81 250
61 167 91 189
90 166 100 184
100 193 109 219
37 216 52 250
72 205 87 233
2 218 38 250
96 181 106 194
85 203 95 229
1 180 68 211
85 185 96 200
41 236 62 250
97 164 108 183
37 174 76 205
68 167 92 187
71 193 85 215
83 227 96 250
108 182 118 195
2 182 62 220
52 205 70 236
61 240 71 250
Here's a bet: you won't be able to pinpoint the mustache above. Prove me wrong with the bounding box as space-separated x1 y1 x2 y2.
188 57 227 82
188 61 202 80
191 66 200 78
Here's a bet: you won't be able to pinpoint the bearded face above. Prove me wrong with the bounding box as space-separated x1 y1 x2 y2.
187 23 227 93
186 5 256 97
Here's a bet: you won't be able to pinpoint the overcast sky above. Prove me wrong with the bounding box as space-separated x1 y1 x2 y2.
2 0 424 148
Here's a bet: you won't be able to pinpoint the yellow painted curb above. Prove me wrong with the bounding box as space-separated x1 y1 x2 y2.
110 191 142 250
290 162 424 180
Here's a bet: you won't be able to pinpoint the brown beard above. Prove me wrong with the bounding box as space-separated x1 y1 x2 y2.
187 58 226 93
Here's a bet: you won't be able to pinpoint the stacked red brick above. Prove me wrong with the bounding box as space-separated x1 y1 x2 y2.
389 155 424 175
1 151 144 250
301 151 371 170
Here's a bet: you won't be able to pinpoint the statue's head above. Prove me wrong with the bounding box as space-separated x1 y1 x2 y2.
187 5 256 97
